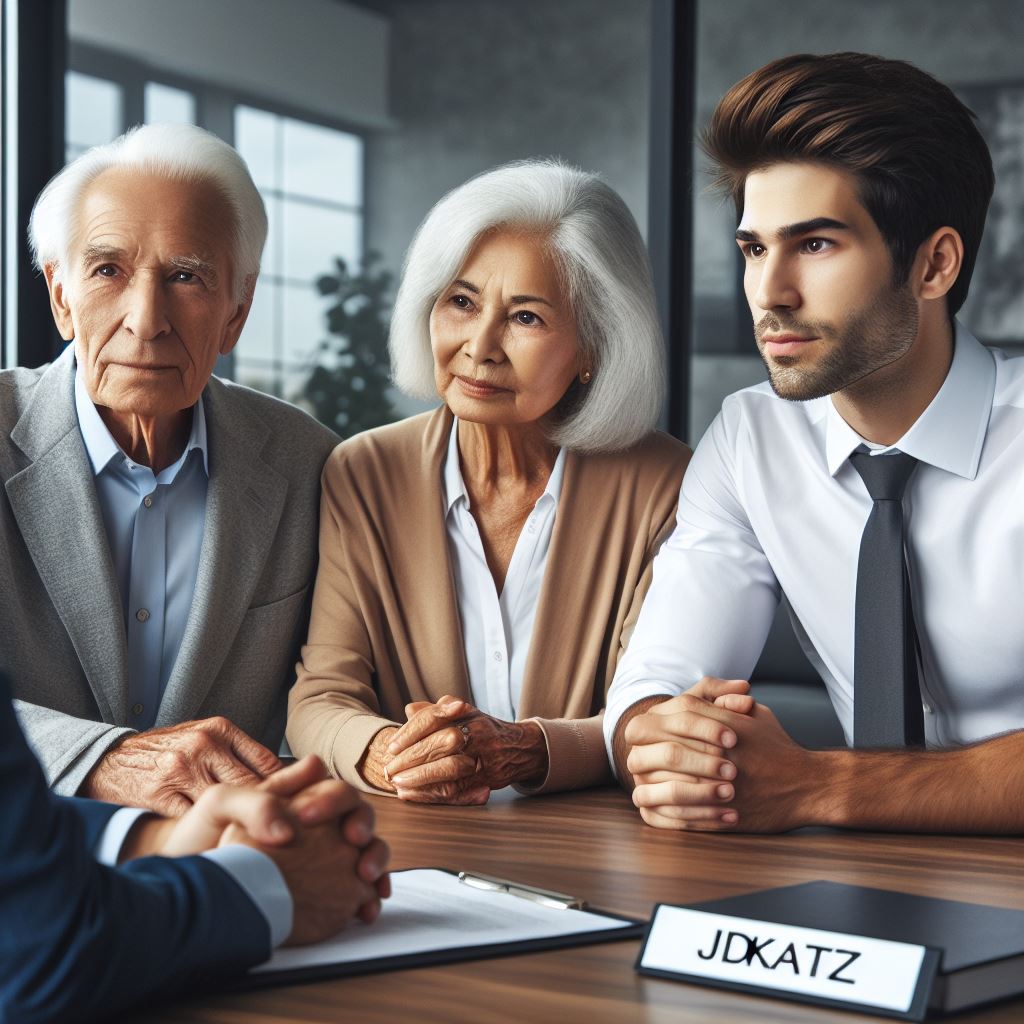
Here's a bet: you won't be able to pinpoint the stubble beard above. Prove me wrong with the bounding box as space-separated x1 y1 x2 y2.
755 282 920 402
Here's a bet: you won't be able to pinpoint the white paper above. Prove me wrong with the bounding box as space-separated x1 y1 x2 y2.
253 868 632 974
640 906 927 1013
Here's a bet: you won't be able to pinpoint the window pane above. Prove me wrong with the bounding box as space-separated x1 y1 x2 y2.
281 281 329 367
235 105 279 191
282 118 362 206
65 72 122 151
283 201 361 284
144 82 196 125
237 279 277 365
261 194 283 278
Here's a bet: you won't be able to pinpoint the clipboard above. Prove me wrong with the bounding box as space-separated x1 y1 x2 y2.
228 867 645 991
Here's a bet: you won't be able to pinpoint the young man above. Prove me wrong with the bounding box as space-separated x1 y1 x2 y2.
605 52 1024 833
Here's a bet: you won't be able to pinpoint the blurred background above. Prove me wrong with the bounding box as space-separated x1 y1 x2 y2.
4 0 1024 445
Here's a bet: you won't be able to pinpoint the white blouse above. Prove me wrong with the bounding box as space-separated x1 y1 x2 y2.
442 419 566 721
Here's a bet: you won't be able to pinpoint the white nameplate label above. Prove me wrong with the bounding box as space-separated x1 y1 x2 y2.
639 905 929 1015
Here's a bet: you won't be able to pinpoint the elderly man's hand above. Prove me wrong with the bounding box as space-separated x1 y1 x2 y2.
380 695 548 804
80 716 282 815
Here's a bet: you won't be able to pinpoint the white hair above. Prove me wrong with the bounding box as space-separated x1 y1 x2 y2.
29 123 267 301
389 160 666 453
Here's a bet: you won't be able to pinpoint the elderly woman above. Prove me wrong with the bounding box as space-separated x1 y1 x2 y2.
286 160 690 803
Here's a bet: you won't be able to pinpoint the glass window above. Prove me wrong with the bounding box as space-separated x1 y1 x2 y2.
282 118 362 207
239 281 277 365
261 194 284 278
282 202 361 285
235 105 278 192
234 104 366 409
281 281 329 383
144 82 196 125
65 71 122 160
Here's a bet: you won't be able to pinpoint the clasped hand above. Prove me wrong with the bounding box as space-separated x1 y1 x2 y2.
625 677 815 833
362 695 548 805
126 755 391 945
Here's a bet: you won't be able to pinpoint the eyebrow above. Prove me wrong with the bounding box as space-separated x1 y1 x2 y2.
80 244 126 265
80 245 219 286
450 279 553 307
735 217 850 243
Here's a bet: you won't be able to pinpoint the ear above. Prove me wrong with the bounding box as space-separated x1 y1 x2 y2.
913 226 963 303
43 263 75 341
219 274 256 356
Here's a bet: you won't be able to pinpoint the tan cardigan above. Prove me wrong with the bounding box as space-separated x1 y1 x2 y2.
286 406 690 794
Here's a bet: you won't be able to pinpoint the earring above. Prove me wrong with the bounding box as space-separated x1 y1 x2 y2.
580 369 592 384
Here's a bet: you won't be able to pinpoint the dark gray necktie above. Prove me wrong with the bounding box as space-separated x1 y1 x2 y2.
850 450 925 748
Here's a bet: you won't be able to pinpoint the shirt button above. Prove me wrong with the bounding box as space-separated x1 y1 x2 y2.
131 703 144 716
493 650 503 662
143 495 153 508
136 608 150 623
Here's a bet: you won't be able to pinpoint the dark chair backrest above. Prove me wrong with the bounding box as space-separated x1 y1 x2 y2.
750 600 846 750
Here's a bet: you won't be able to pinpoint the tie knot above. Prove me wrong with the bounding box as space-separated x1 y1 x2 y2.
849 450 918 501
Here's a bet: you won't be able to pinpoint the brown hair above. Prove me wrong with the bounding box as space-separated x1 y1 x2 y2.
702 52 994 315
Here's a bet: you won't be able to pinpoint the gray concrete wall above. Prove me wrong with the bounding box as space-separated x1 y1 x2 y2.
364 0 651 312
68 0 391 127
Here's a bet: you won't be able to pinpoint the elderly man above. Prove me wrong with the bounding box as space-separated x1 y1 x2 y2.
0 123 338 813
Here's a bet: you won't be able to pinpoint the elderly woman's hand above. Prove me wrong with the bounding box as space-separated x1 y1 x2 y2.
384 695 548 804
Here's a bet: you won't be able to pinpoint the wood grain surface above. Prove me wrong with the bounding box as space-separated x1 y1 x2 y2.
123 787 1024 1024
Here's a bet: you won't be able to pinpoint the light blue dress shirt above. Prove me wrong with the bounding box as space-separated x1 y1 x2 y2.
75 362 292 947
74 364 208 730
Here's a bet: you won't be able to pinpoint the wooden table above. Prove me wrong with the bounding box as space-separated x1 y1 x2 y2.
132 788 1024 1023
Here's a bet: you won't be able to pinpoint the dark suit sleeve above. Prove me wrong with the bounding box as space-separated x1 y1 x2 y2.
52 795 121 851
0 676 271 1024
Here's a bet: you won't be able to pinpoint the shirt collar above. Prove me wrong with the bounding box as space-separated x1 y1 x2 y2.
443 416 566 514
74 359 210 479
825 321 995 479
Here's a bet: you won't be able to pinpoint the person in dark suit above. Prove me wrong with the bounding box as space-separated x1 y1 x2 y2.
0 670 390 1023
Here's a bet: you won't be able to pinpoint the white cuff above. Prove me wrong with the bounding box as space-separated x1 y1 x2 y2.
95 807 150 866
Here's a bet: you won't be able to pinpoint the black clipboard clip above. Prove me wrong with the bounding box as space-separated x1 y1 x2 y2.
458 871 584 910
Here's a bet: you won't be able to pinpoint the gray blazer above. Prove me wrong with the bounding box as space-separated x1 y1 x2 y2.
0 346 339 795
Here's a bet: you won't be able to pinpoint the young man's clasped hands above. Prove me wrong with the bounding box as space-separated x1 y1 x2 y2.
619 679 827 834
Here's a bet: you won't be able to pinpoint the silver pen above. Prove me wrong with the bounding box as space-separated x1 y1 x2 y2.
458 871 584 910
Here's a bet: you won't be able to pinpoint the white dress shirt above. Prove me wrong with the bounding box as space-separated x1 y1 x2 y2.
74 363 207 730
443 419 566 720
605 324 1024 763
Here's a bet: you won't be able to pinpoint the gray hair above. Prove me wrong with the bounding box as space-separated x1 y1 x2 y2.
29 123 267 301
389 160 666 453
